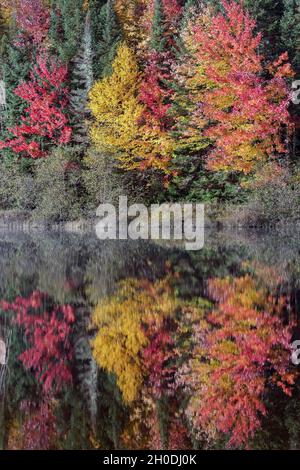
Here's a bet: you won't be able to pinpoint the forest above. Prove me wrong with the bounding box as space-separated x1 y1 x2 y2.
0 0 300 225
1 1 300 451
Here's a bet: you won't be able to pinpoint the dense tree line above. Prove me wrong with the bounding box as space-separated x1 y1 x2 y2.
0 0 299 219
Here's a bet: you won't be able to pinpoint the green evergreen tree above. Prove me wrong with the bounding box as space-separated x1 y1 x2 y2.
91 0 121 78
281 0 300 71
69 11 93 145
0 40 31 159
244 0 284 60
150 0 167 52
49 0 84 64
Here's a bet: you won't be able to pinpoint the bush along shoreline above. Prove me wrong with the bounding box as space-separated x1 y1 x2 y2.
0 1 300 228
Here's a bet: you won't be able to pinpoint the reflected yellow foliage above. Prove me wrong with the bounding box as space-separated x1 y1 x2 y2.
91 277 180 403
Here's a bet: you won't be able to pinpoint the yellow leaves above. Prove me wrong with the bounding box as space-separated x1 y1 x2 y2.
114 0 148 54
91 277 180 403
92 313 147 403
0 4 12 26
89 42 175 172
89 42 143 165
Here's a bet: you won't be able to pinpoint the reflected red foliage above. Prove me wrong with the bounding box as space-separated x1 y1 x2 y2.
1 291 75 393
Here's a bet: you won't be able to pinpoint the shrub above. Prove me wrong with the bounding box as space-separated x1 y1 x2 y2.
32 147 82 223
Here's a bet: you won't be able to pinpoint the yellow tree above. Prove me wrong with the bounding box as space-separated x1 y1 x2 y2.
89 42 174 172
114 0 148 55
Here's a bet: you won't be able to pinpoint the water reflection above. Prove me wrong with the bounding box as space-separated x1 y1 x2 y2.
0 229 299 449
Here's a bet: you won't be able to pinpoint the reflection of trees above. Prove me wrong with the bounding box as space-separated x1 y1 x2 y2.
0 229 299 449
178 275 295 449
91 277 180 404
1 292 74 393
0 232 173 449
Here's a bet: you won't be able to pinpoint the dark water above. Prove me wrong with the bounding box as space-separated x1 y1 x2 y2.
0 228 300 450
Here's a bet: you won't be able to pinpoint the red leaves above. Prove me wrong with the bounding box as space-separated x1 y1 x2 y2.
1 291 75 394
142 318 176 398
15 0 50 46
139 51 174 132
0 54 71 158
179 276 296 448
21 399 57 450
192 1 292 173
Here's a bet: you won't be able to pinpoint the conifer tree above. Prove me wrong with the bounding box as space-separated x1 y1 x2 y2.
69 11 93 145
280 0 300 71
0 41 31 156
150 0 167 52
244 0 284 60
91 0 121 78
49 0 84 63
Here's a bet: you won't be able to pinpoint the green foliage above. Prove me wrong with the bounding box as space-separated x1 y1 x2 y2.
32 146 83 222
244 0 284 60
82 149 125 211
0 158 36 210
0 40 31 148
150 0 167 52
280 0 300 71
91 0 121 78
223 164 300 226
49 0 84 63
167 158 248 203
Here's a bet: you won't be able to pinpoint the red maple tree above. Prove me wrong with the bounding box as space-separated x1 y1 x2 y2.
0 54 72 158
142 318 177 399
15 0 50 46
192 0 293 173
139 51 174 133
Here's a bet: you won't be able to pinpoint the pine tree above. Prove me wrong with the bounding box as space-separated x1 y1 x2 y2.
244 0 284 60
49 0 84 63
150 0 167 52
69 11 93 145
0 40 31 158
280 0 300 71
92 0 121 78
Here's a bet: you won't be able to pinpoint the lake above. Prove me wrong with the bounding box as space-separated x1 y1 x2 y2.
0 228 299 450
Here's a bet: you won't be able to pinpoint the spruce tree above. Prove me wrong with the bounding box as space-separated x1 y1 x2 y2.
150 0 167 52
281 0 300 160
0 40 31 157
49 0 84 63
91 0 121 78
69 11 94 146
244 0 284 60
281 0 300 71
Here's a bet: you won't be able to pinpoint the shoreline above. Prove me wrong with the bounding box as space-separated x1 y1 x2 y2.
0 208 300 233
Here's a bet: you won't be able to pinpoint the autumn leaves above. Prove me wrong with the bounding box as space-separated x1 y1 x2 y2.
89 1 292 176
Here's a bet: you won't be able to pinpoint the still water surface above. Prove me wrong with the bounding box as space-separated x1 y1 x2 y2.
0 228 299 450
